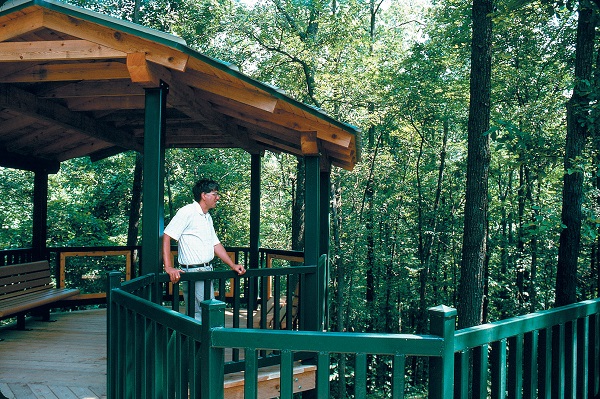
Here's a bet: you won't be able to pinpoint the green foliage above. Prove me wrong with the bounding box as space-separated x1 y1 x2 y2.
0 168 34 248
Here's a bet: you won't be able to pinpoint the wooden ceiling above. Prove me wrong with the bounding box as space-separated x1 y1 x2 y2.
0 0 359 173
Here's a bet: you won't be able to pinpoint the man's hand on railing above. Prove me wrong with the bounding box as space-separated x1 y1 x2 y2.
165 265 184 283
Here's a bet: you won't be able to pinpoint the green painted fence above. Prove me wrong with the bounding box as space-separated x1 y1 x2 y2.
107 269 600 399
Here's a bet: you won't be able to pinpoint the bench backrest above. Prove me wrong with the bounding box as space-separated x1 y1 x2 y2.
0 260 53 299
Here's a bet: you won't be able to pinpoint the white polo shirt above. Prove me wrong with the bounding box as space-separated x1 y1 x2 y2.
164 201 220 265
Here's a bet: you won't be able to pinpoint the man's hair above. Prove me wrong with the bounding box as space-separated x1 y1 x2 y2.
192 179 219 201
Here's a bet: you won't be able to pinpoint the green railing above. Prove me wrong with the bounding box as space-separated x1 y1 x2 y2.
107 258 321 399
107 267 600 399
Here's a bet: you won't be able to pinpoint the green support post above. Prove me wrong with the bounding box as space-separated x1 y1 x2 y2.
304 155 320 331
249 154 261 311
249 154 261 269
319 169 330 330
140 83 168 303
201 300 226 399
428 305 457 399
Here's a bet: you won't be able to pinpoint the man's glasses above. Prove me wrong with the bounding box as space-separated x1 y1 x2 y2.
205 192 220 198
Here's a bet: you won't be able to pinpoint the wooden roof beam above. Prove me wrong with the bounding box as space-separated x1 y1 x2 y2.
173 69 278 113
0 9 45 42
0 40 127 62
42 9 189 71
300 131 319 156
0 83 141 152
0 61 131 83
128 54 264 154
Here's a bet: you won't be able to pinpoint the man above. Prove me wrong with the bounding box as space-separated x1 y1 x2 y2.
163 179 246 321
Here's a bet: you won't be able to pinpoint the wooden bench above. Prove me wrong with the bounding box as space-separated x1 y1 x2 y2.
0 260 80 330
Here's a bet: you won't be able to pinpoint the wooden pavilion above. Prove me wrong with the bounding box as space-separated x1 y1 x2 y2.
0 0 359 328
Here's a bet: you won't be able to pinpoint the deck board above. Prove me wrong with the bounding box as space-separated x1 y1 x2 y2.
0 309 107 399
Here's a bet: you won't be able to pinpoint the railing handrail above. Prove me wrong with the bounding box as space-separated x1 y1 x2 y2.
454 298 600 351
211 328 445 357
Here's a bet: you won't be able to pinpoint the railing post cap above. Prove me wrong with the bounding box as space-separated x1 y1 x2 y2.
200 299 226 310
428 305 457 318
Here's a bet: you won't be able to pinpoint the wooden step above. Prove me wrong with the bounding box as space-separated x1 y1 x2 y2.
223 362 316 399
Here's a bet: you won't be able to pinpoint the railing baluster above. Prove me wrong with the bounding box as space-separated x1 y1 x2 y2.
508 334 523 399
473 344 489 399
316 351 330 398
552 324 565 399
490 339 507 399
523 330 538 399
576 316 589 399
355 353 367 398
244 348 258 399
155 323 168 398
455 349 469 399
565 320 576 398
538 326 552 398
590 313 600 398
280 349 294 399
391 353 405 399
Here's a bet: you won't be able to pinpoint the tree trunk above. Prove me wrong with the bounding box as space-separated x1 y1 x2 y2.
292 157 305 253
458 0 493 329
556 0 596 307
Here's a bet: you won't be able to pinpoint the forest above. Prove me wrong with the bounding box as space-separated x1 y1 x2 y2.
1 0 599 342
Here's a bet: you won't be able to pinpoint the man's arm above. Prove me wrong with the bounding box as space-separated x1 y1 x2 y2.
163 233 183 282
214 243 246 275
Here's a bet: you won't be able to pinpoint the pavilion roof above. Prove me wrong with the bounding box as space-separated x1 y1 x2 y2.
0 0 359 173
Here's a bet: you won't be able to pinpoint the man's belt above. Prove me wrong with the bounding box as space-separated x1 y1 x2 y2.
180 263 211 269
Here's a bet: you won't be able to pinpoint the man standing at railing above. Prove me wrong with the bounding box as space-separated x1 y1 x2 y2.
162 178 246 321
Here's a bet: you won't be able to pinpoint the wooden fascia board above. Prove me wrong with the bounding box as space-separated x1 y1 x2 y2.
0 40 127 62
173 69 278 113
0 83 141 152
273 108 353 149
0 61 131 82
40 9 189 71
200 88 353 154
200 91 304 136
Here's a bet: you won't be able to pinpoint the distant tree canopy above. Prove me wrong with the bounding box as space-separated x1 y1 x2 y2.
1 0 599 340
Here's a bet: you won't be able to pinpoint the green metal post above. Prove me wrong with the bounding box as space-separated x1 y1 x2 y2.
249 154 261 311
428 305 457 399
201 299 226 399
249 154 261 269
141 83 167 303
319 169 330 330
304 155 320 331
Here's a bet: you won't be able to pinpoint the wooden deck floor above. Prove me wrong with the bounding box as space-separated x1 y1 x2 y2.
0 308 315 399
0 309 107 399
